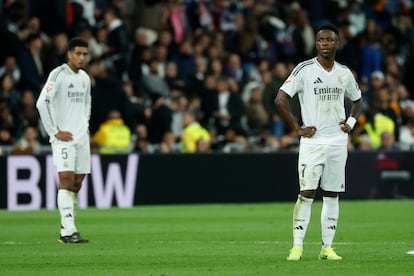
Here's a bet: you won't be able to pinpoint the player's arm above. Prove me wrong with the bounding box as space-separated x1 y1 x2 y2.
275 90 316 138
36 81 59 139
85 76 92 125
36 78 73 141
341 72 363 133
340 98 362 133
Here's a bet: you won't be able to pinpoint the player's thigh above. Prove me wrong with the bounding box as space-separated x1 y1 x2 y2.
298 143 325 191
75 134 91 174
320 145 347 192
52 142 76 172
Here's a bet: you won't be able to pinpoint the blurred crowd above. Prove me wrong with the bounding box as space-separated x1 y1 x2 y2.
1 0 414 155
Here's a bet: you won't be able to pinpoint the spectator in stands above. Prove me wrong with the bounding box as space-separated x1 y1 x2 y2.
104 6 130 80
216 127 249 153
0 55 21 84
18 33 45 96
235 12 261 69
77 22 105 61
123 79 149 128
291 8 315 63
95 25 109 52
357 134 373 151
3 1 29 42
154 44 169 78
225 53 249 91
365 70 385 110
212 76 246 136
336 22 360 73
0 73 20 112
358 108 396 149
26 16 50 45
140 58 170 98
160 0 187 44
12 125 41 154
16 89 40 140
157 29 176 60
263 62 292 138
0 100 18 138
181 110 211 153
245 85 269 134
163 61 182 91
128 46 151 88
378 131 400 151
44 33 68 74
198 74 217 128
159 130 179 153
375 86 401 141
132 123 151 153
128 27 156 83
358 19 383 83
207 58 225 79
219 0 239 52
399 104 414 150
92 110 132 154
71 0 96 27
148 93 172 144
397 83 414 119
169 87 188 139
0 124 14 146
172 38 196 83
88 57 130 135
186 57 207 98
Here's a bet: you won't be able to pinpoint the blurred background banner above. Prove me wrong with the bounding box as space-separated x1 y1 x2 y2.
1 152 413 210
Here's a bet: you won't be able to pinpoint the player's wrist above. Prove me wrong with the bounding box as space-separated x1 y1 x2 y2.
346 117 357 129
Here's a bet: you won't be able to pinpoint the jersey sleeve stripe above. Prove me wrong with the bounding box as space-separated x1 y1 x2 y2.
50 67 65 82
45 96 56 127
291 59 315 76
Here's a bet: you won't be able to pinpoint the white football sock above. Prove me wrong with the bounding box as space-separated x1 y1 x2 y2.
72 192 78 216
292 194 313 248
321 196 339 249
57 189 78 236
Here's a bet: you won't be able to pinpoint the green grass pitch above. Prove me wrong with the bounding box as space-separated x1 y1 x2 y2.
1 200 413 275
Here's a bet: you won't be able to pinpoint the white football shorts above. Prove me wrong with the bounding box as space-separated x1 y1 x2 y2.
297 143 348 192
51 132 91 174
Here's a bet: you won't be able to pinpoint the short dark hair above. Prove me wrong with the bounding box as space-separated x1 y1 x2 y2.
67 37 88 51
27 33 41 44
315 23 339 37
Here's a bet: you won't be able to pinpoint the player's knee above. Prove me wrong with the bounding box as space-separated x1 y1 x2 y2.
72 182 82 193
300 190 316 199
321 190 339 197
72 174 85 193
59 177 75 191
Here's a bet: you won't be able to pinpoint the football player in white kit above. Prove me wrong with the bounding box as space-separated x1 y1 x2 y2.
37 38 91 243
276 24 362 260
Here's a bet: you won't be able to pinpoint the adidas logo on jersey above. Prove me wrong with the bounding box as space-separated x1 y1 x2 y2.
68 83 74 88
313 77 323 84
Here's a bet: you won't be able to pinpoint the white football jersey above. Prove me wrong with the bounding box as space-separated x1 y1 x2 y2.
280 57 361 146
36 63 91 143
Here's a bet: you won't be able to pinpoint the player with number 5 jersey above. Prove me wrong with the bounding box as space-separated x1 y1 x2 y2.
36 37 91 243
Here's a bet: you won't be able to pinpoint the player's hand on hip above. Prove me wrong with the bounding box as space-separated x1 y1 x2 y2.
339 120 352 133
298 126 317 138
55 129 73 141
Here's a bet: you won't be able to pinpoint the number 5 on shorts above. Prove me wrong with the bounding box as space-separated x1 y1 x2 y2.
61 148 68 159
